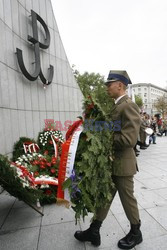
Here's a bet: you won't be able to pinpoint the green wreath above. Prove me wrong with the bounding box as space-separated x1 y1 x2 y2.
63 78 115 221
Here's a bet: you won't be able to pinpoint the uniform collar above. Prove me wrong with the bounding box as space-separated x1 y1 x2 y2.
114 94 127 104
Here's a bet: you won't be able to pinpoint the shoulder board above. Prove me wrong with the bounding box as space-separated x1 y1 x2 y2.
125 98 132 103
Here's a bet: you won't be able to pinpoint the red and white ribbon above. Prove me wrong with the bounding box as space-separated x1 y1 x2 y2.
23 143 39 153
34 176 58 186
57 120 83 202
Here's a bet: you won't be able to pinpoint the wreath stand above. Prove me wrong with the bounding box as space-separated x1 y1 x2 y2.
0 177 44 216
24 200 44 216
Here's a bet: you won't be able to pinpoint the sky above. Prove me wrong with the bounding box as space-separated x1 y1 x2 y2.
51 0 167 88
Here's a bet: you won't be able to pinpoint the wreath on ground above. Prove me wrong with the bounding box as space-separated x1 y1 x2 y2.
0 129 64 205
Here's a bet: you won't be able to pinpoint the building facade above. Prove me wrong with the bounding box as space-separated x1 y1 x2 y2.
0 0 83 156
129 83 167 115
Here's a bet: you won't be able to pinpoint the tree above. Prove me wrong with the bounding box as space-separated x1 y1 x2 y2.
135 95 143 108
72 65 105 95
72 66 114 116
154 94 167 118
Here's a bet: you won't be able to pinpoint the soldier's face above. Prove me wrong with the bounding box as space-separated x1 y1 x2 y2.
106 81 121 99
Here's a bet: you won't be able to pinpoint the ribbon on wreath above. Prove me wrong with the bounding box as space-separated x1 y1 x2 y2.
13 162 59 187
51 135 58 159
23 142 40 154
57 119 83 202
34 176 58 186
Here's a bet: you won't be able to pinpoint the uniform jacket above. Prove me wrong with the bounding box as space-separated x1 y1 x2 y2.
111 95 141 176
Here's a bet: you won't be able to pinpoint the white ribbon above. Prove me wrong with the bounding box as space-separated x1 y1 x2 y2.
51 135 58 158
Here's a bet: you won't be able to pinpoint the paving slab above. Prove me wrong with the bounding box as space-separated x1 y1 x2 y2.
146 205 167 230
135 188 167 209
0 227 40 250
38 222 84 250
154 188 167 200
0 192 15 227
138 177 167 190
135 234 167 250
1 205 42 231
42 203 75 226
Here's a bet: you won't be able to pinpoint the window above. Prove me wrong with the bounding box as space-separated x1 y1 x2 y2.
138 88 141 91
144 93 147 97
145 99 147 103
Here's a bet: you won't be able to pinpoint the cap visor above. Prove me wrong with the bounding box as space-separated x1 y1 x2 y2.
104 79 118 85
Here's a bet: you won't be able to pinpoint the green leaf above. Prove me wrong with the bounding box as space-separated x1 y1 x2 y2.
62 178 72 189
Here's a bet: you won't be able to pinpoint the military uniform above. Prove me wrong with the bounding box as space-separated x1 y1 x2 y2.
95 95 141 224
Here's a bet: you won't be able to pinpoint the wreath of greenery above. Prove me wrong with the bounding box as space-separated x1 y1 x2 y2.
63 76 115 221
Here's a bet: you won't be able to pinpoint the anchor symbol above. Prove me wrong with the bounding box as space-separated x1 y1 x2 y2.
16 10 54 85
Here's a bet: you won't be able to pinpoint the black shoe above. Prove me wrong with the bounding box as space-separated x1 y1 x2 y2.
135 149 140 153
153 142 156 144
140 146 147 149
118 222 143 249
74 220 102 246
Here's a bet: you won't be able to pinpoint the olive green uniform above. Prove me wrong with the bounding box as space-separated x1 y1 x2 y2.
95 95 141 224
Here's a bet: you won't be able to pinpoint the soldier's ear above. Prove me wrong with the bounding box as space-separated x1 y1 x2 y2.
118 81 122 90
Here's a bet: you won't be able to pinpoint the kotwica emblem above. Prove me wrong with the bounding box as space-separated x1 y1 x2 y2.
16 10 54 85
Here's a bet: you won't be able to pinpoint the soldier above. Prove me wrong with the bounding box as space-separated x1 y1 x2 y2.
74 70 143 249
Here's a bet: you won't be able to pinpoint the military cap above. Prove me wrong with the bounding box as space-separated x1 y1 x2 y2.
105 70 132 86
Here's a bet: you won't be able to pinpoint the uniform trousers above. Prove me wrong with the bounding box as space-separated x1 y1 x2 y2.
95 175 140 225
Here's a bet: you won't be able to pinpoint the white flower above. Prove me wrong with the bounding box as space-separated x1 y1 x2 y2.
22 182 29 188
40 184 49 188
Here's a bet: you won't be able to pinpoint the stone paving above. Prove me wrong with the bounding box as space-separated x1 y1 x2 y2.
0 136 167 250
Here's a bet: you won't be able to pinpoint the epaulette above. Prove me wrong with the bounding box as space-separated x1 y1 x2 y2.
125 98 132 104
